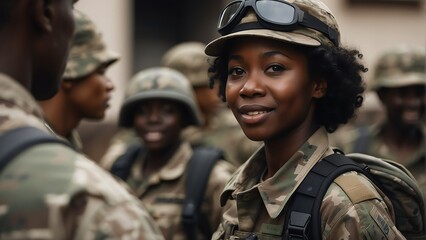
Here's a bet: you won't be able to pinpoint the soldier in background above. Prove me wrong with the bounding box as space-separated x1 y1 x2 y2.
101 42 261 167
104 67 235 240
39 10 118 150
337 45 426 201
162 41 261 167
0 1 164 239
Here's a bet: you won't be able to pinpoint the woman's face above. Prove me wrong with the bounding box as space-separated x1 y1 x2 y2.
379 85 425 128
133 99 183 151
225 38 320 142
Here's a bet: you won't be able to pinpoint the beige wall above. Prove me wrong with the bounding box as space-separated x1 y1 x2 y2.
322 0 425 83
73 0 425 161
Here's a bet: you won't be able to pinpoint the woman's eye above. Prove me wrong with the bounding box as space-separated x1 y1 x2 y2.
228 67 244 76
266 64 285 73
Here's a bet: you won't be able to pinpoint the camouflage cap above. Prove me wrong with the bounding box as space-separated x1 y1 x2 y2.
118 67 203 128
63 10 119 79
205 0 340 57
162 42 212 87
369 45 426 91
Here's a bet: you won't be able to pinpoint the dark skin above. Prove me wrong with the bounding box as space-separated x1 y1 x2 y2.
133 99 185 176
377 85 425 165
39 63 115 138
226 38 326 179
0 0 78 100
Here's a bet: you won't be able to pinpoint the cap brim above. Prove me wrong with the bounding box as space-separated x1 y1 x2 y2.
119 91 203 128
205 29 321 56
369 73 426 91
63 50 120 79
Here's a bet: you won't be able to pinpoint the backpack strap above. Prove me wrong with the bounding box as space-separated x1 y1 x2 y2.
285 153 368 240
110 144 143 181
0 126 72 173
182 146 224 240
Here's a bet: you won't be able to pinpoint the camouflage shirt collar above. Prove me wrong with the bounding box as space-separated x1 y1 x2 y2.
132 141 193 183
220 127 331 218
0 73 44 119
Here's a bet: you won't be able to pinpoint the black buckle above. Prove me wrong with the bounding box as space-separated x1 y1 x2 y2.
181 202 197 224
288 211 311 240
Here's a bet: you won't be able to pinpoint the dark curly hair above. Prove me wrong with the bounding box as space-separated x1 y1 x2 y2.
208 44 367 133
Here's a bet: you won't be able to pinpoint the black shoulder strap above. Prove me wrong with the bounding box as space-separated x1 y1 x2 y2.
285 153 368 240
110 144 143 181
0 126 72 173
182 147 224 240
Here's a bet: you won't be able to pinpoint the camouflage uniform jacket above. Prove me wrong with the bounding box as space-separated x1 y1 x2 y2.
123 141 235 240
100 128 140 170
338 122 426 207
213 127 405 240
0 74 164 240
43 121 83 151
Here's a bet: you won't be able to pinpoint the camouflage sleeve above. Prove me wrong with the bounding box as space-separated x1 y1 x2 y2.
204 160 236 233
0 143 164 240
70 151 165 239
75 196 164 239
321 172 405 240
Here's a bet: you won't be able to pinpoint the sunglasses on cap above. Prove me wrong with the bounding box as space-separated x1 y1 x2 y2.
217 0 339 46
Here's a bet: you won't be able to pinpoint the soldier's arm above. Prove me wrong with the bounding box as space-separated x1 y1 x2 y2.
70 153 165 239
321 172 405 240
204 160 236 231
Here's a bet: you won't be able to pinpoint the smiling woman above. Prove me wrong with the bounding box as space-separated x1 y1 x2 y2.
105 67 235 240
204 0 407 239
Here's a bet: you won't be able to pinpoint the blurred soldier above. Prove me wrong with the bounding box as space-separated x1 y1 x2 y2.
105 67 235 240
338 45 426 201
39 10 118 150
0 1 164 239
162 41 261 166
101 42 261 167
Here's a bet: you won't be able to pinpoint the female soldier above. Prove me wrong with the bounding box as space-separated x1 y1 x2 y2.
205 0 405 239
107 67 235 240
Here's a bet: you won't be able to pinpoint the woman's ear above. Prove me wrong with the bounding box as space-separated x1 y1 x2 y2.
312 78 327 99
31 0 54 33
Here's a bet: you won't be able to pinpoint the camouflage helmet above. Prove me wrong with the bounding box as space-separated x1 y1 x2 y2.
118 67 203 128
63 10 119 79
161 42 212 87
205 0 340 57
369 45 426 91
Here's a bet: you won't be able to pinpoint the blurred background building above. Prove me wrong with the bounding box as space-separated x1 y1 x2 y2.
75 0 426 162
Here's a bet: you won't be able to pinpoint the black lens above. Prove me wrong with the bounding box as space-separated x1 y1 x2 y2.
218 1 243 29
255 0 296 25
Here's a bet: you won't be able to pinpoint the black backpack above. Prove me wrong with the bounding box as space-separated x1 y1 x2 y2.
110 144 224 240
0 126 73 173
285 151 426 240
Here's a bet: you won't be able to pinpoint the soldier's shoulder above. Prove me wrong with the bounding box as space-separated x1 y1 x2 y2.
321 171 403 238
323 171 383 208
